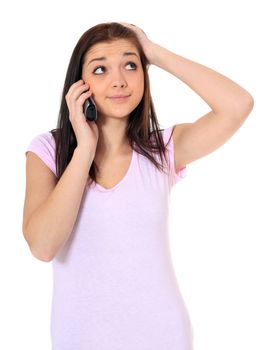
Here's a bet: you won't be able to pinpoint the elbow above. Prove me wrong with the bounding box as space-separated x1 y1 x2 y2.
235 94 254 119
30 246 53 262
23 228 54 263
244 93 254 113
29 241 55 262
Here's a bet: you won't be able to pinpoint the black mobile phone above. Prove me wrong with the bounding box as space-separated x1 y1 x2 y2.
83 96 97 122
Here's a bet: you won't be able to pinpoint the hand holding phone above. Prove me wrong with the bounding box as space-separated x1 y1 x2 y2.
66 80 99 155
83 96 97 122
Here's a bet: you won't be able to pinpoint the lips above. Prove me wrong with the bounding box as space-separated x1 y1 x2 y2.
108 95 130 103
109 95 130 98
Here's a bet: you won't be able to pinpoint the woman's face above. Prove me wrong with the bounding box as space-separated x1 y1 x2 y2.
82 39 144 121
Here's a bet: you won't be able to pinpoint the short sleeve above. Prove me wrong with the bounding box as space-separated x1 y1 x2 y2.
25 132 57 177
163 126 187 187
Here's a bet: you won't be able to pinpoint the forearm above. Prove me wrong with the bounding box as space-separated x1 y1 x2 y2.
148 43 253 116
26 147 93 262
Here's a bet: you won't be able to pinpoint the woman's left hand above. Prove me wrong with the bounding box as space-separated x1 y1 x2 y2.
119 22 154 64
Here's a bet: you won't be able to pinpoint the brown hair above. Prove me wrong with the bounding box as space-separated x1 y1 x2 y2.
50 22 174 184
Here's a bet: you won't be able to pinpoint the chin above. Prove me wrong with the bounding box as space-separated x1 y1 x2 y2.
100 107 135 119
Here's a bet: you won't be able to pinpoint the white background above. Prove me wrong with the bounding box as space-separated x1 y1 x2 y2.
0 0 263 349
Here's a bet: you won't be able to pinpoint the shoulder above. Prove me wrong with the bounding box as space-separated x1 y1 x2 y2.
27 131 56 149
160 123 190 144
172 123 191 141
171 123 192 173
38 131 56 143
25 131 57 177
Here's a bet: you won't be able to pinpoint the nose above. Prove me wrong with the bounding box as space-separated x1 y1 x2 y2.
111 69 128 88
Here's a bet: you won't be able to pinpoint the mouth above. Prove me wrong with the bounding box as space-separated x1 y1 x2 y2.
108 95 130 102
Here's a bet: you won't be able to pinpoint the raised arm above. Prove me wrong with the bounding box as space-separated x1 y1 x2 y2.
149 43 253 170
120 22 254 171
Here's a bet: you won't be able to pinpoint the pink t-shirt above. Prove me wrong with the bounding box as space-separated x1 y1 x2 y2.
25 126 193 350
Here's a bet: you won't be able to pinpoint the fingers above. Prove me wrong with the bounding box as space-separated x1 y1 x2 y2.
66 79 89 102
119 22 146 36
65 79 92 120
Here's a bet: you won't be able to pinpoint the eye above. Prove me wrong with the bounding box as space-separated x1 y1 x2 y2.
92 61 137 75
126 62 137 70
93 66 105 75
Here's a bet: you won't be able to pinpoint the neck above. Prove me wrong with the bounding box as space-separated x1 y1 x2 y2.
95 117 131 158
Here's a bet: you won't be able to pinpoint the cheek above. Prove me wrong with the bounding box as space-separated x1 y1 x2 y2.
137 76 145 97
82 72 99 91
87 80 102 95
137 71 144 88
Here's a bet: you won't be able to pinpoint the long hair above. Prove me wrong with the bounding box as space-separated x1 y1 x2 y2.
50 22 175 184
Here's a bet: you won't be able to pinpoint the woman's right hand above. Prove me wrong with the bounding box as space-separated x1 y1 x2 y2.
65 79 99 157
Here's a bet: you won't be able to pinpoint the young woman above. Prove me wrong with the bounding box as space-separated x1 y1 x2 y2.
22 22 253 349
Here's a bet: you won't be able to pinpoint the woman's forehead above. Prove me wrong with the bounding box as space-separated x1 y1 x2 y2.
86 39 139 59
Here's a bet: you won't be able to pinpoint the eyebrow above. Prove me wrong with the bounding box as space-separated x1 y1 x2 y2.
87 52 139 66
